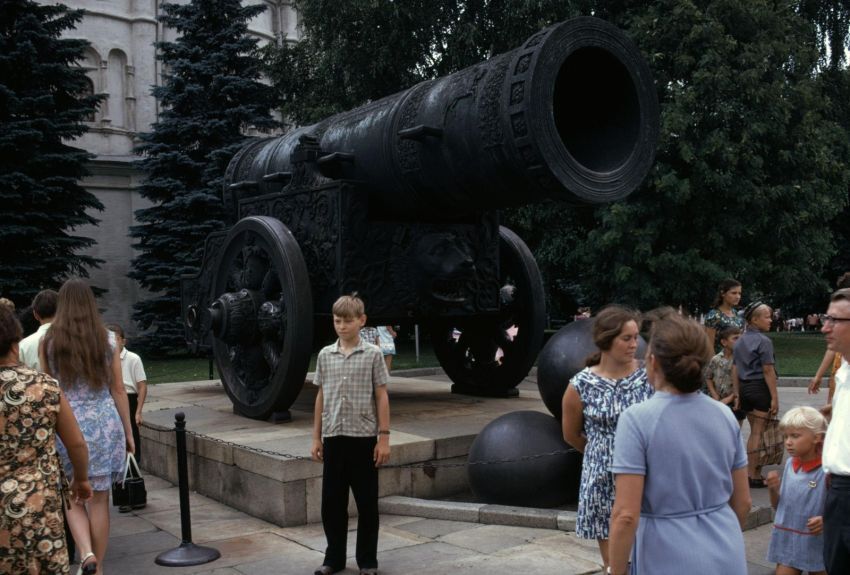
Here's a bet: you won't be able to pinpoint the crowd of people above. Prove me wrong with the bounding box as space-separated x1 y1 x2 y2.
0 279 148 574
4 273 850 574
558 278 850 575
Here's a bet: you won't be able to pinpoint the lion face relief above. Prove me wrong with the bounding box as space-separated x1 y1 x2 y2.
412 232 476 305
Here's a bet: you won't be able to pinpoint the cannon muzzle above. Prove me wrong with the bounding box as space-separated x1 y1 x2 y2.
225 17 658 218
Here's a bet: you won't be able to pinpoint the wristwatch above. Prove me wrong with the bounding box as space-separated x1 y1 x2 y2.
378 430 390 435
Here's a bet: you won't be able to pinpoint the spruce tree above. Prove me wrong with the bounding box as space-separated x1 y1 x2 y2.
130 0 278 353
0 0 105 306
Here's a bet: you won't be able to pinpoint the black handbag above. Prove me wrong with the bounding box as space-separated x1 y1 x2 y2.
112 453 147 508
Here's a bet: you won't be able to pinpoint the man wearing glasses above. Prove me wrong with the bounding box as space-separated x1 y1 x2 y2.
821 288 850 573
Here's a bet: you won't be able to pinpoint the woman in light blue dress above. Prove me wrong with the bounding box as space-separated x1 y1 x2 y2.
608 311 751 575
40 279 134 575
562 305 653 570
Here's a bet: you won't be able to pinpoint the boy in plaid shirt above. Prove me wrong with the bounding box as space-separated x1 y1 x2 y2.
311 294 391 575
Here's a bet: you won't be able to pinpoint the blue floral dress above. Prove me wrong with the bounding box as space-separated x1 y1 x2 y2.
571 366 653 539
48 331 126 491
704 308 744 352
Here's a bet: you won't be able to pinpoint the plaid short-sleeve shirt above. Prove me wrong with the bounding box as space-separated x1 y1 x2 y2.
313 338 389 438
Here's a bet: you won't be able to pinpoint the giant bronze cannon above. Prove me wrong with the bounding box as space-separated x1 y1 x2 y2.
181 17 659 419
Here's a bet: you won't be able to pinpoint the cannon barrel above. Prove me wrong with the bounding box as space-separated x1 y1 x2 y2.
226 17 658 218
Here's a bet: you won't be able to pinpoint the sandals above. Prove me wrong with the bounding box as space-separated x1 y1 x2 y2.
749 477 767 488
77 551 97 575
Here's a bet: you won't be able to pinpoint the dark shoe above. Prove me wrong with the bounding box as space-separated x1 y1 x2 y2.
118 505 132 513
749 477 767 488
131 502 146 510
360 569 378 575
314 566 342 575
77 552 97 575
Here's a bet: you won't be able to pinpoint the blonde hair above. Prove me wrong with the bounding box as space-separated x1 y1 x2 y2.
779 406 828 436
332 293 365 318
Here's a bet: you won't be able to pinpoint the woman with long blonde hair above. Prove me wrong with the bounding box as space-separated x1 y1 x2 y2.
40 279 134 575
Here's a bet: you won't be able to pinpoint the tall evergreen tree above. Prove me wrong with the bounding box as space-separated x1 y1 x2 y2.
0 0 105 306
130 0 278 353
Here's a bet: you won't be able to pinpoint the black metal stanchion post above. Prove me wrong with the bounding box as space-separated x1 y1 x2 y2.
155 412 221 567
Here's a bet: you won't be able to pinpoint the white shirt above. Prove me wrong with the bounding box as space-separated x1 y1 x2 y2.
824 359 850 475
120 348 147 394
18 323 50 371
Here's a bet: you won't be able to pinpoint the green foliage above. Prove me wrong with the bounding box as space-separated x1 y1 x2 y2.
130 0 278 353
0 0 105 305
535 0 850 312
265 0 850 316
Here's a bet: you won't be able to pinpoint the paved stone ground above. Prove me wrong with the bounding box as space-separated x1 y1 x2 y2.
95 379 825 574
90 473 779 574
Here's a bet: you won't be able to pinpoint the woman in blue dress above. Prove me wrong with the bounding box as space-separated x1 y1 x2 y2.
608 311 751 575
40 279 134 575
704 278 744 352
562 305 653 571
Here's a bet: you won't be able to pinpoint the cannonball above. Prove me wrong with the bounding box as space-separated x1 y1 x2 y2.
537 319 647 419
468 410 582 508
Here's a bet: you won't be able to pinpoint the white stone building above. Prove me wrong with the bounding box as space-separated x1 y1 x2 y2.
39 0 298 335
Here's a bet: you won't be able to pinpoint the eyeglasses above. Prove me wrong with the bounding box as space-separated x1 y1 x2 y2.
822 315 850 326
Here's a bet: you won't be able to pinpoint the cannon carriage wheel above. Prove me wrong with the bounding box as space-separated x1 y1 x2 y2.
431 226 546 396
210 216 313 419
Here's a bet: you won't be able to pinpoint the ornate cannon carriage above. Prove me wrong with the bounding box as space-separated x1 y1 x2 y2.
180 17 659 419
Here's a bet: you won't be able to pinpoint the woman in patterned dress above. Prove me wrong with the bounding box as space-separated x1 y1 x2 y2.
0 306 92 574
40 279 134 575
561 305 653 572
704 278 744 352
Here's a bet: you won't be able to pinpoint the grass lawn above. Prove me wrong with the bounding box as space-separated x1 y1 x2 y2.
144 339 441 385
144 332 828 384
767 332 829 376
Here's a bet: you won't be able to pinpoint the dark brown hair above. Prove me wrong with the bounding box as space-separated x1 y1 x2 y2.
32 289 58 319
649 314 712 392
0 306 23 357
717 325 741 342
585 305 641 367
712 278 741 308
837 272 850 290
106 323 124 339
44 279 111 388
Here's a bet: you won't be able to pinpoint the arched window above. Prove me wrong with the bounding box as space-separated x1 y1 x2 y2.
81 77 96 122
107 49 128 128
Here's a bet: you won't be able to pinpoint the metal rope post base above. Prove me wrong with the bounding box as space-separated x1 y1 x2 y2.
155 412 221 567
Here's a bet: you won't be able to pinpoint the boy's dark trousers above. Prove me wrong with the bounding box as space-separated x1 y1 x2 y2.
128 393 141 465
321 436 379 570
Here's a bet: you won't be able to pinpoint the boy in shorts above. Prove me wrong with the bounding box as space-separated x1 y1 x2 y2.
311 294 391 575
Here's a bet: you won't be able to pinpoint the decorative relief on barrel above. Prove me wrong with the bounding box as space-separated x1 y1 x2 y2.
479 56 509 147
510 82 525 105
514 54 532 75
510 113 528 138
396 83 430 173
